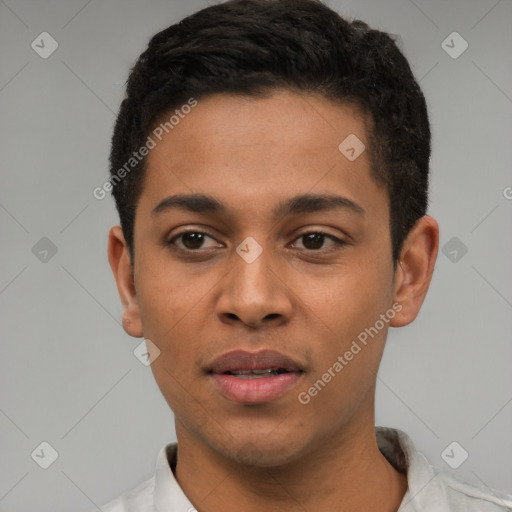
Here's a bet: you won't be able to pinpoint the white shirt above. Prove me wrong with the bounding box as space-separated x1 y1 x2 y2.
98 427 512 511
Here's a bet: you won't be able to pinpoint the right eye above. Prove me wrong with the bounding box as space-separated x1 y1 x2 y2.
167 230 223 252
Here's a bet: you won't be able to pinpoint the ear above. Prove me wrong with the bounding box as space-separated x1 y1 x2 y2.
108 225 143 338
390 215 439 327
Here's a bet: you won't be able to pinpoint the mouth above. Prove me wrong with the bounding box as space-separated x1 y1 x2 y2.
207 349 305 404
223 368 292 379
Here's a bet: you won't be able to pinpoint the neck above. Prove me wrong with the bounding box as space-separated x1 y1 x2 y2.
174 415 407 512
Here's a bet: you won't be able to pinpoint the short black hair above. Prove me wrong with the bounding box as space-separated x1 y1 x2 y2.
109 0 431 266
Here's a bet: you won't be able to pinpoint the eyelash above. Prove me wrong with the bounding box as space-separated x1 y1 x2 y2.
167 229 347 254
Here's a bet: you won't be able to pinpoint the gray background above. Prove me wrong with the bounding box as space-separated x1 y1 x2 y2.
1 0 511 510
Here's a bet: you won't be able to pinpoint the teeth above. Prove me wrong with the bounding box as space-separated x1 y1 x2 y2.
227 368 282 378
232 372 279 379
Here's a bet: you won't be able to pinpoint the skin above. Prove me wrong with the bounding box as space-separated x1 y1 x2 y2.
108 90 439 511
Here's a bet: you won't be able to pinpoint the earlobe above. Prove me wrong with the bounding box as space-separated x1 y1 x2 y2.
108 226 144 338
390 216 439 328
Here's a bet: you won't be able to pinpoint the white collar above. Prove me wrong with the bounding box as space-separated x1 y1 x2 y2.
148 426 512 511
152 426 420 510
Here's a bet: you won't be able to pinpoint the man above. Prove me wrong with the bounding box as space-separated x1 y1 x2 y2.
104 0 512 510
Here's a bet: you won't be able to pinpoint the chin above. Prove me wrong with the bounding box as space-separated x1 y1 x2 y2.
213 430 311 469
231 446 300 468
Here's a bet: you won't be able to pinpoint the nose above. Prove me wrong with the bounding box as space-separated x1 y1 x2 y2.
215 245 293 329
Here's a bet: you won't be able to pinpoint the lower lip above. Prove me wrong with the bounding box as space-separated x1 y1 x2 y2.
211 372 302 404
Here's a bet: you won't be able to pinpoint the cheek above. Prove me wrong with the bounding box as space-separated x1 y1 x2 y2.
297 295 389 421
305 259 392 341
135 254 213 334
299 347 382 432
146 329 205 417
299 255 394 398
134 278 209 397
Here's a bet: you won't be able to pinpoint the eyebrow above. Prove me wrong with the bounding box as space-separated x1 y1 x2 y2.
152 193 366 218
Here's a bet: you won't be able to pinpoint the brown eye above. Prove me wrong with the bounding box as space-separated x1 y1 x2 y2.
181 232 206 249
292 231 345 251
169 231 220 251
302 233 325 250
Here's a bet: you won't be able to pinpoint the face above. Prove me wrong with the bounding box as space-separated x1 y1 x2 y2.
109 90 437 467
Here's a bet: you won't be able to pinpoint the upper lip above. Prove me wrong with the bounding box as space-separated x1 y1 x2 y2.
208 349 304 374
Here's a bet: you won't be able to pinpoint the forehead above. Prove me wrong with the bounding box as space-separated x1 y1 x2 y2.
139 90 386 222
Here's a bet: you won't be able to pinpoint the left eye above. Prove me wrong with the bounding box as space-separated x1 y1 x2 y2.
291 232 344 251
